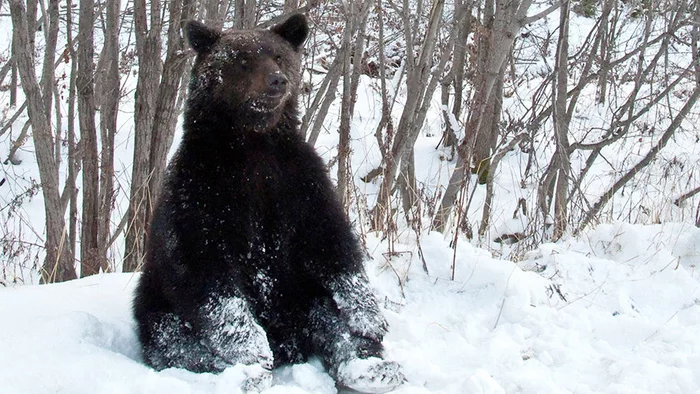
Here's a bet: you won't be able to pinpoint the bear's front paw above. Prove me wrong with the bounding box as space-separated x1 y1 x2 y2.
203 297 274 370
336 357 406 393
347 311 388 342
240 364 273 393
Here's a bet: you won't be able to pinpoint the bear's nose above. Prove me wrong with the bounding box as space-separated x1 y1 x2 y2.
266 72 288 96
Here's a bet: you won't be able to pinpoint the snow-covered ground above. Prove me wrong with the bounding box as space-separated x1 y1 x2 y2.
2 221 699 393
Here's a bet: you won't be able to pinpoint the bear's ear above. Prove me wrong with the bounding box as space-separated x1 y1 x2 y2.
185 20 221 54
271 14 309 51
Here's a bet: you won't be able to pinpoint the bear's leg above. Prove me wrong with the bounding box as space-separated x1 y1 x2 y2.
141 295 273 390
326 272 390 342
309 298 405 393
198 296 273 368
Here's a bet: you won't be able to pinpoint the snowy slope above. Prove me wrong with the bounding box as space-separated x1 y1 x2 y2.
2 222 699 393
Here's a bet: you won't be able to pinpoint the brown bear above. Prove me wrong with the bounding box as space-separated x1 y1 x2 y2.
132 14 404 393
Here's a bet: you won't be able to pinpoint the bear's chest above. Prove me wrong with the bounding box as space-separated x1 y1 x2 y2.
241 154 283 203
189 146 295 255
172 139 308 272
186 143 288 211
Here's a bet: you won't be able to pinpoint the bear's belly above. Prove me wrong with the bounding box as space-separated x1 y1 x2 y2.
233 239 319 320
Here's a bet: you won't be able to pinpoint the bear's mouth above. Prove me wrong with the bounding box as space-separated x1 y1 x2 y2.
249 92 288 113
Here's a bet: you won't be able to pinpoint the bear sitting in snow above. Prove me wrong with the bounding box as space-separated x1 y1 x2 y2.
132 14 404 392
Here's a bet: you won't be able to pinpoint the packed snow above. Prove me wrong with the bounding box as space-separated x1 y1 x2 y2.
2 222 700 393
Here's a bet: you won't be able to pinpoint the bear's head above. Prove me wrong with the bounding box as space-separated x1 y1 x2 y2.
184 14 308 133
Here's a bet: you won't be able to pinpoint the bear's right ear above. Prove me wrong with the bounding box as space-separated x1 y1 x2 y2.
185 20 221 54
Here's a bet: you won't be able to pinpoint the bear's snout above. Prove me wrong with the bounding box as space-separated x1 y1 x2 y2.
265 71 288 98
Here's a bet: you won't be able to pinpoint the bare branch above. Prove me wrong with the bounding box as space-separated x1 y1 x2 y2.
0 101 27 138
576 86 700 235
522 0 564 25
675 186 700 207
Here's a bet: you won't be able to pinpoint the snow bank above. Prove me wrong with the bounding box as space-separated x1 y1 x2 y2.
2 223 700 393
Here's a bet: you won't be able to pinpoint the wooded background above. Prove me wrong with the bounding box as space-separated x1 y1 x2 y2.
1 0 698 283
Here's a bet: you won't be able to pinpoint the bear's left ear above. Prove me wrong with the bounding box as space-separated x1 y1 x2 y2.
271 14 309 51
185 20 221 54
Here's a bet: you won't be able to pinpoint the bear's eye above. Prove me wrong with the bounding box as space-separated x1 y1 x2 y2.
274 55 283 64
239 59 248 69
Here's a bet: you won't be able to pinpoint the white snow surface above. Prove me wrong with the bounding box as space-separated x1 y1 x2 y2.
2 222 700 393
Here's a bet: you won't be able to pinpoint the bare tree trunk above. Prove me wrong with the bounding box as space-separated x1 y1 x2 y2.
596 0 615 104
66 0 79 277
440 0 472 150
97 0 121 272
235 0 256 29
124 0 164 272
10 0 76 282
336 6 355 209
467 0 532 183
125 0 195 272
472 60 506 185
52 69 63 167
398 147 417 215
234 0 244 28
451 0 472 132
147 0 195 213
337 0 373 208
26 0 37 54
372 0 394 159
550 2 571 241
40 0 59 121
202 0 230 28
244 0 257 28
369 0 445 230
77 0 101 277
10 52 17 107
433 0 545 231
